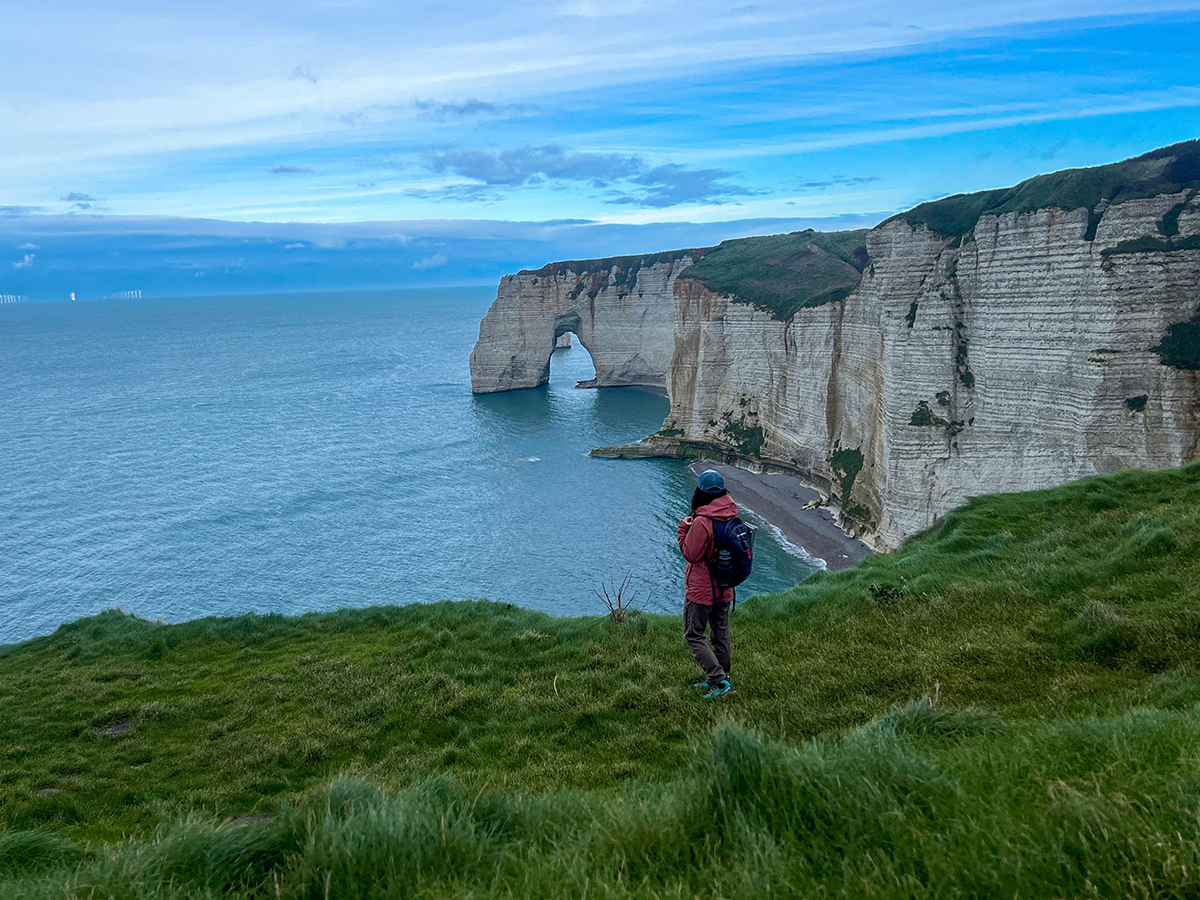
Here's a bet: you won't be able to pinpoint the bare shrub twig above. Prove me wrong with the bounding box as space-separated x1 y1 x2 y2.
594 574 649 624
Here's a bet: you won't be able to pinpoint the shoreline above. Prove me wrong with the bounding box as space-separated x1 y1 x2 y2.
575 380 668 396
690 462 871 572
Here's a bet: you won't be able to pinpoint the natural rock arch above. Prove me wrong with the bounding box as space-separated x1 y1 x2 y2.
469 253 699 394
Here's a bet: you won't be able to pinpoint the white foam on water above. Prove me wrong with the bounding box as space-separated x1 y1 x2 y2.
737 505 828 571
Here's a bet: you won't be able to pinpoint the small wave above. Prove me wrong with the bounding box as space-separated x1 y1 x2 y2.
738 507 828 571
522 456 541 463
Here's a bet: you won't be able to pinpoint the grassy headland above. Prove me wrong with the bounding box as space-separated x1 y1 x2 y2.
887 138 1200 239
678 229 869 320
671 141 1200 323
3 461 1200 897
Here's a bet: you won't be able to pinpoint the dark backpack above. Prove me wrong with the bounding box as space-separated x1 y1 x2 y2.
708 517 755 589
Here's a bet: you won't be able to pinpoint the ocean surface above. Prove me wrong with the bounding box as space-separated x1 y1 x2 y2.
0 289 816 644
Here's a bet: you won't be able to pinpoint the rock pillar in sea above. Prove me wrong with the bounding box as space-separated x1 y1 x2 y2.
469 252 702 393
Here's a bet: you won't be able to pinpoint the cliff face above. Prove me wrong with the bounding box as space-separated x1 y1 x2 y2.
663 196 1200 548
469 252 700 393
471 143 1200 549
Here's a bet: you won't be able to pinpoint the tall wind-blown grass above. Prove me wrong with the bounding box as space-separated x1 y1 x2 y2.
2 462 1200 896
9 714 1200 898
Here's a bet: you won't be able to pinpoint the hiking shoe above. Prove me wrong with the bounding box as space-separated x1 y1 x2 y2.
692 679 709 691
703 679 736 700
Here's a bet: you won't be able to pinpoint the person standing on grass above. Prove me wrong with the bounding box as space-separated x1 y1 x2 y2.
677 469 738 699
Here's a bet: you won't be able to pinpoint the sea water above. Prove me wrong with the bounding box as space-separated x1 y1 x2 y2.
0 289 815 644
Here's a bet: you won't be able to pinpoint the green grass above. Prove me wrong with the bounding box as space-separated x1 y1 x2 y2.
889 138 1200 238
677 229 869 320
518 141 1200 328
3 462 1200 897
527 249 706 302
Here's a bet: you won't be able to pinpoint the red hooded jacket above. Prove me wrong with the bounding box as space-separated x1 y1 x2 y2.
677 494 739 605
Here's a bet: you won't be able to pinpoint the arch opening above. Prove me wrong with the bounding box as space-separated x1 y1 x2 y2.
549 329 596 388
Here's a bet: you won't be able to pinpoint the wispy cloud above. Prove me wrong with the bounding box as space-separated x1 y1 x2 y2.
559 0 651 16
1041 139 1070 160
405 183 500 202
797 176 881 189
413 98 498 119
291 65 319 85
1 5 1198 224
11 253 35 269
610 165 754 208
425 145 750 207
0 206 45 217
411 253 448 270
428 145 643 186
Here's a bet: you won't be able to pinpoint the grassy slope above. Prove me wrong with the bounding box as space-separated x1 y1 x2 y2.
888 138 1200 239
671 141 1200 323
3 462 1200 896
677 229 869 320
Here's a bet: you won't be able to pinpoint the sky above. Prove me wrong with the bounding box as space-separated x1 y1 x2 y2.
3 1 1200 297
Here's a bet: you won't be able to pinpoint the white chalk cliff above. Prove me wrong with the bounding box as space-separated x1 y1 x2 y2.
470 253 700 392
471 144 1200 549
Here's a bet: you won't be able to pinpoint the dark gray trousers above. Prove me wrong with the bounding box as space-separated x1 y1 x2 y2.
684 600 731 686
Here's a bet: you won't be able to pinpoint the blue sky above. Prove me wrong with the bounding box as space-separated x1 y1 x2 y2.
3 2 1200 296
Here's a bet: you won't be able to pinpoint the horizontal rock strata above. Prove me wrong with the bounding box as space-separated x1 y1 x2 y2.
660 197 1199 549
469 252 702 393
472 149 1200 549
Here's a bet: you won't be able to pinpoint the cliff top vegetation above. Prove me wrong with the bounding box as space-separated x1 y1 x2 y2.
888 138 1200 238
507 141 1200 328
519 249 710 303
677 228 870 320
524 249 706 282
4 462 1200 897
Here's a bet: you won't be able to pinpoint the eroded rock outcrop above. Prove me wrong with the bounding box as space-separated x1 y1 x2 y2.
469 252 701 393
472 142 1200 548
660 197 1200 548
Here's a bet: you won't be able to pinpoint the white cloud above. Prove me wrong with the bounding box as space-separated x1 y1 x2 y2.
11 253 35 269
411 253 448 270
3 1 1190 168
0 2 1196 224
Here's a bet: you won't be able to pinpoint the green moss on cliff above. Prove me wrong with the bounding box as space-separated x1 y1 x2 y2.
1101 232 1200 259
1160 189 1197 237
677 229 869 321
718 413 765 457
533 250 705 286
829 445 864 506
910 400 966 437
888 139 1200 239
1152 318 1200 370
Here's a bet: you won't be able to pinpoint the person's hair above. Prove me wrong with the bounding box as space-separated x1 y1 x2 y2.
691 486 729 513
